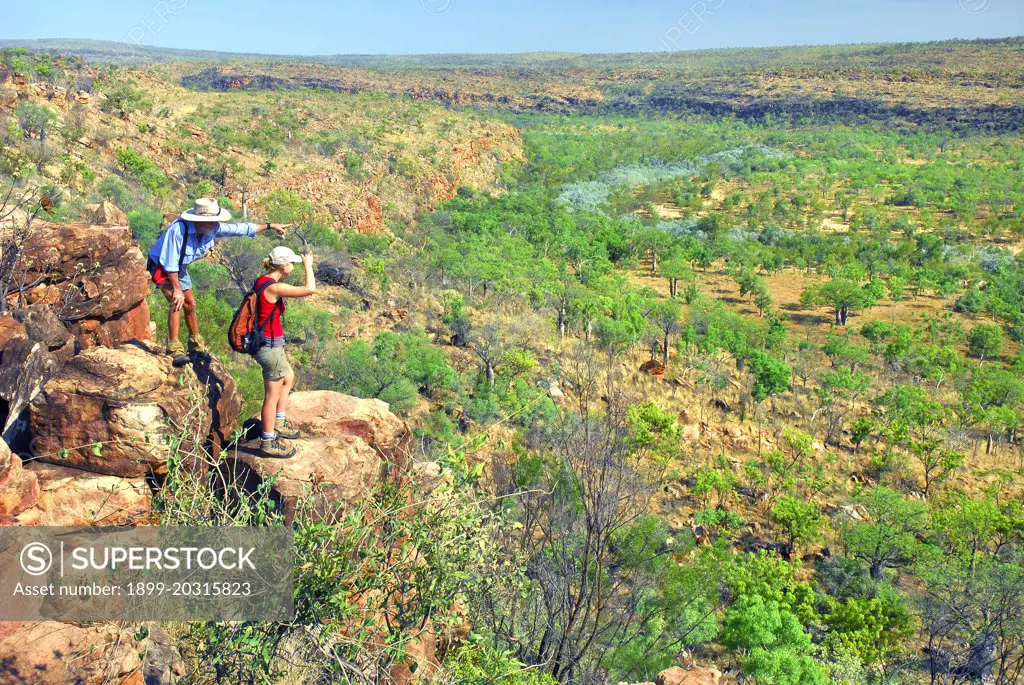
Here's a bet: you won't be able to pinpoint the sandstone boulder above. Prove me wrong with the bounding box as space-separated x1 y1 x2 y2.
191 353 243 454
0 621 181 685
29 342 239 477
11 306 70 351
0 335 62 439
640 359 666 376
0 314 26 351
16 462 151 526
228 432 383 523
285 390 405 448
225 391 408 523
89 199 129 226
656 666 722 685
0 440 39 516
73 298 153 349
16 223 152 346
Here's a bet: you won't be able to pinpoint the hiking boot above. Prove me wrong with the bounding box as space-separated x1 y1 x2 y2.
188 334 210 359
166 339 190 368
260 436 295 459
275 418 301 440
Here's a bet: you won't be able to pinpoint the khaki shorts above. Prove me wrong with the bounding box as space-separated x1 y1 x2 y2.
254 346 292 382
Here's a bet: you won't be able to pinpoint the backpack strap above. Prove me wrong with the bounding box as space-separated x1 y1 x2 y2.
172 219 190 272
253 280 283 334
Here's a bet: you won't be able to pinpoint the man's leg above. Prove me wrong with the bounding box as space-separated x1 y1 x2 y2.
160 283 182 348
182 289 200 338
178 271 208 355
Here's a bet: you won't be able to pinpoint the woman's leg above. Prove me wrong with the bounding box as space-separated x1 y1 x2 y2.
276 365 294 417
262 378 284 436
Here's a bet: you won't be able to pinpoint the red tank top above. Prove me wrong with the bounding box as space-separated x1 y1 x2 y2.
255 275 285 339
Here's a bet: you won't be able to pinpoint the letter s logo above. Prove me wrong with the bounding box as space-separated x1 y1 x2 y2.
20 542 53 576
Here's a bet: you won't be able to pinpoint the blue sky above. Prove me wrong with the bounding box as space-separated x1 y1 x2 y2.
4 0 1022 54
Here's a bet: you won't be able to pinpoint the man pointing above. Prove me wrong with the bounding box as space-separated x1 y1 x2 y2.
148 197 291 366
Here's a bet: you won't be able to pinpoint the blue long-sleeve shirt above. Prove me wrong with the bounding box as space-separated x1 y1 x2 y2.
148 219 261 272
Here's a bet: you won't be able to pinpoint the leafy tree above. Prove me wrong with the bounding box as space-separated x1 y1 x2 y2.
801 278 877 326
849 416 875 453
324 332 454 413
625 401 680 461
771 495 824 552
754 284 773 317
440 290 471 347
748 351 791 403
908 437 964 498
14 101 55 140
872 384 946 448
647 298 682 367
823 584 912 669
659 254 694 298
720 595 827 685
816 367 871 447
725 550 817 623
968 323 1005 363
842 486 929 580
821 331 870 371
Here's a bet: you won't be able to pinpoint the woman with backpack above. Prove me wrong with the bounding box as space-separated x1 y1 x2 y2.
253 246 316 458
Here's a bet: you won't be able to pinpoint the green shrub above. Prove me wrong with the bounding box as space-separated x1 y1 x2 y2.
721 595 827 685
126 205 165 245
100 81 152 117
444 641 557 685
323 331 458 414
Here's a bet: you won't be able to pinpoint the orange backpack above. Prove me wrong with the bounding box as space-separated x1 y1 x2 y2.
228 280 281 354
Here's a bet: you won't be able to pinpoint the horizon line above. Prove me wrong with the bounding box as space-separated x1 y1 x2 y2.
1 34 1022 60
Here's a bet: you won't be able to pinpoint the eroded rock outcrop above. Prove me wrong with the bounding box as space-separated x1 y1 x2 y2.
224 390 409 523
0 219 437 681
655 666 722 685
29 341 238 477
0 621 183 685
14 222 152 348
0 223 155 441
89 199 129 226
15 462 151 526
0 439 38 517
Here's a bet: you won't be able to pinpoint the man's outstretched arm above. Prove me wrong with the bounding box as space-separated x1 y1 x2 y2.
216 222 293 238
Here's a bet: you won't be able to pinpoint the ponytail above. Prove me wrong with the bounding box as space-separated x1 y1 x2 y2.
262 258 273 272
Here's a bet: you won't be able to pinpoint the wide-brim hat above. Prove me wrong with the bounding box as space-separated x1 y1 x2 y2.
180 197 232 222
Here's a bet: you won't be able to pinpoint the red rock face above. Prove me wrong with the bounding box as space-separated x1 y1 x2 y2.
14 223 152 345
225 391 409 524
0 441 39 517
0 622 182 685
656 666 722 685
28 342 230 477
71 298 153 349
0 314 26 351
357 194 385 234
16 462 151 526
